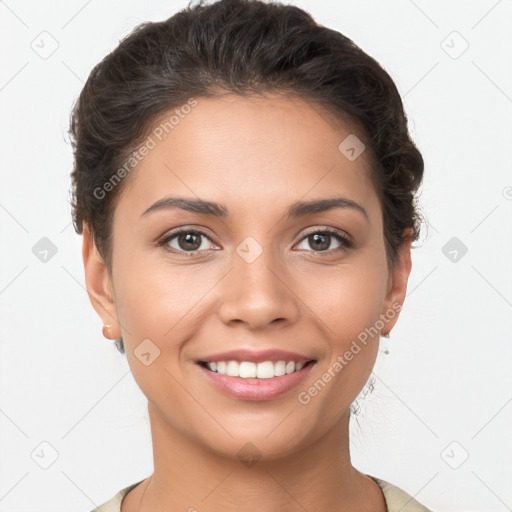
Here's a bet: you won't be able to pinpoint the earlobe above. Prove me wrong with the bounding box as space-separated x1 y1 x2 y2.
82 224 121 339
381 228 413 335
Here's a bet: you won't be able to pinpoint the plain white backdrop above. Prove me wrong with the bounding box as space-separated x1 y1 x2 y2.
0 1 511 511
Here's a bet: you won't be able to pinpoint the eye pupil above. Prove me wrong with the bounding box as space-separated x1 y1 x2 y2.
167 229 345 255
179 232 201 251
310 233 330 251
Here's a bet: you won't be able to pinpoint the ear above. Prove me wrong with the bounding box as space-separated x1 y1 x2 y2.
82 223 121 339
381 228 413 335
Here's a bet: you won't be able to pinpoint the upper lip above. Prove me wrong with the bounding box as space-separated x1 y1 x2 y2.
197 348 316 364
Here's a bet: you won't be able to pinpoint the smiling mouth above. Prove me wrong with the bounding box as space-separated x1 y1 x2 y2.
197 359 316 379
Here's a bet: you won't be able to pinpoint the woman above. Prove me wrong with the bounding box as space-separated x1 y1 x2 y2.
69 0 430 510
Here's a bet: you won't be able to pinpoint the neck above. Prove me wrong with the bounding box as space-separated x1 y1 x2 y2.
125 402 386 512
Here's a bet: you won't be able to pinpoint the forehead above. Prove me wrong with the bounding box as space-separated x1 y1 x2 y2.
114 93 380 222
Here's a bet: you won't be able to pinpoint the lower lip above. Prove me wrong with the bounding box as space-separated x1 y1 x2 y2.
197 362 315 401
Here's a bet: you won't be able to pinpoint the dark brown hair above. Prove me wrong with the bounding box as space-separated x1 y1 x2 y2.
69 0 424 354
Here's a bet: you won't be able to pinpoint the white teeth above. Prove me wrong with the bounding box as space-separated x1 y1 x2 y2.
239 361 257 378
274 360 286 376
257 361 274 379
205 359 309 378
226 360 239 377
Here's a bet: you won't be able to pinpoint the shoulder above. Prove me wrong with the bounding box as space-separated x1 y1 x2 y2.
89 480 144 512
90 476 433 512
368 475 433 512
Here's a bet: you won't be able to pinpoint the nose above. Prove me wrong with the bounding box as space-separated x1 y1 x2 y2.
216 246 300 331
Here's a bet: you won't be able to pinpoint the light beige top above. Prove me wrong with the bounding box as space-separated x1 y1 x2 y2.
90 475 432 511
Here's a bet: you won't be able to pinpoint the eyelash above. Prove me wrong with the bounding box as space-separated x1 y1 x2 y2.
157 227 353 257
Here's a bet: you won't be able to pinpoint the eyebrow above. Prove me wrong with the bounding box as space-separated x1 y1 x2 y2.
141 196 369 222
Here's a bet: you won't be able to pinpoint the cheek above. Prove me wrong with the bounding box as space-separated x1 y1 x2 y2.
302 255 389 341
301 253 388 383
113 241 215 330
114 239 389 360
112 229 388 375
293 258 387 428
112 251 223 383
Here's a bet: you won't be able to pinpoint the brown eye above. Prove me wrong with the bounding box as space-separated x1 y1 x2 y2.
296 228 352 253
161 229 215 254
176 232 202 251
307 233 331 251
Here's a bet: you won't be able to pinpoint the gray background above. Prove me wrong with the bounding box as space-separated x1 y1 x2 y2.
0 1 511 510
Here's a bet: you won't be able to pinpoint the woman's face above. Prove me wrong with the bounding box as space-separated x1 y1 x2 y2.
84 93 411 460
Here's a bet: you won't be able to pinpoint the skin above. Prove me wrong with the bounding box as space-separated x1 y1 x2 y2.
83 93 412 511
